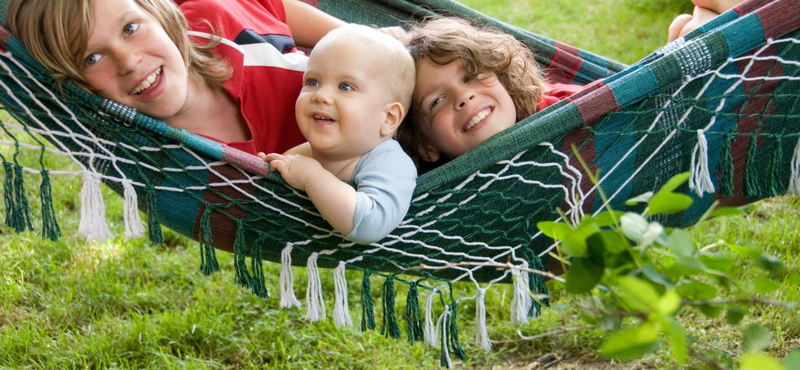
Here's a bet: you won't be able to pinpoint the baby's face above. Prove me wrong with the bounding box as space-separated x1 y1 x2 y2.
413 58 516 160
78 0 189 120
295 37 394 158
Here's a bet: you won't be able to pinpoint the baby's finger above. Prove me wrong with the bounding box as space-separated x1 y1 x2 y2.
269 160 287 173
263 153 285 162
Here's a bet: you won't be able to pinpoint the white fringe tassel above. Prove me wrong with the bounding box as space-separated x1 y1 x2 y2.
424 289 438 347
332 261 352 328
789 137 800 194
437 306 453 369
78 170 112 242
305 253 326 322
475 289 492 351
122 179 146 240
510 261 531 325
690 129 715 197
279 245 301 308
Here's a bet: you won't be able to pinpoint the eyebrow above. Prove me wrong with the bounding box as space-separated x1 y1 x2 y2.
417 78 442 103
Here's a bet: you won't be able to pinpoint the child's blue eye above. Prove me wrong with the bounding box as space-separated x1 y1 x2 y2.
338 83 353 91
84 53 102 66
123 22 140 36
306 79 319 87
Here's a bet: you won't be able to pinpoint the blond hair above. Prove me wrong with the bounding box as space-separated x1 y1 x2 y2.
397 17 545 173
6 0 231 92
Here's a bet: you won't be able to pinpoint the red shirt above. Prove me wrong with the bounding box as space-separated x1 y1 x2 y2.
537 82 587 112
178 0 307 155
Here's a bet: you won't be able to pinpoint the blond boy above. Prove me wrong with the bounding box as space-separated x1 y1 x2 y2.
261 24 417 243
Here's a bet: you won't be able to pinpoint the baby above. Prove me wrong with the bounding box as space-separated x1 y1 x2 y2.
260 24 417 244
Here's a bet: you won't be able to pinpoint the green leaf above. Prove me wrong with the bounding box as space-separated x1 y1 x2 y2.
626 191 653 206
667 318 688 364
727 243 761 258
616 276 659 312
709 207 745 218
656 289 681 315
561 233 588 257
700 255 735 274
658 172 691 194
620 213 649 243
753 277 780 293
675 256 705 276
783 348 800 370
537 221 573 240
599 323 661 360
589 210 627 228
641 263 675 287
565 257 604 294
587 230 628 255
679 281 718 300
726 306 745 325
757 254 786 276
742 323 773 353
740 353 784 370
666 229 696 257
649 192 693 215
698 304 724 318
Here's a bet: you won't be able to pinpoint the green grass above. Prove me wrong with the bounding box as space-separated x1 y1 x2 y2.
1 0 798 369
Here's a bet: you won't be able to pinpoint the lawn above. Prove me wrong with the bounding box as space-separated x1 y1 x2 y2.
0 0 798 369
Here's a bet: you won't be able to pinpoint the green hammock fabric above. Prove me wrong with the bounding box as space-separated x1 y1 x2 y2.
1 0 800 364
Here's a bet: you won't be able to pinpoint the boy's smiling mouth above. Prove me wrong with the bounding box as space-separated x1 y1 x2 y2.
131 67 162 95
463 107 492 132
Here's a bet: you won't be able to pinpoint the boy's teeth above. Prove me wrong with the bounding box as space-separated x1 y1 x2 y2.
465 109 490 131
131 67 162 95
314 115 333 121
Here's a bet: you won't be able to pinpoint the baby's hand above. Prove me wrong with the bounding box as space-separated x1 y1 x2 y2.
261 153 325 191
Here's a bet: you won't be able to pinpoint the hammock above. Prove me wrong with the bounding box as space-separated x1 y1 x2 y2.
1 0 799 362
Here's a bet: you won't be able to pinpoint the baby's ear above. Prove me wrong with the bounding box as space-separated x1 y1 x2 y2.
417 141 440 163
380 102 404 137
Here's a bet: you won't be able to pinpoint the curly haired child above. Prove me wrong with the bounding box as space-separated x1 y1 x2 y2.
398 0 744 175
395 17 585 174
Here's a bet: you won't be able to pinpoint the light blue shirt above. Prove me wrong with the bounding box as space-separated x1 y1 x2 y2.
346 139 417 243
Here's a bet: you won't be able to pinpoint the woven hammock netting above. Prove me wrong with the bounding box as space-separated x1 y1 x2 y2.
1 0 800 361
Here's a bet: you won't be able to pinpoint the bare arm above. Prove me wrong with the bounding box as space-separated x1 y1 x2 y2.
282 0 346 48
262 153 357 235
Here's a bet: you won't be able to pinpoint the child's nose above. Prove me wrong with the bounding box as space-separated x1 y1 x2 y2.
114 48 141 75
456 91 476 109
312 88 333 104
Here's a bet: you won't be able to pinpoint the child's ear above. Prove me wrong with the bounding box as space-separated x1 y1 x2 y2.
417 141 440 163
380 102 405 137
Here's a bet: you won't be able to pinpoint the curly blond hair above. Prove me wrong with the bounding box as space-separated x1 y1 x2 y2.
6 0 231 92
396 17 545 173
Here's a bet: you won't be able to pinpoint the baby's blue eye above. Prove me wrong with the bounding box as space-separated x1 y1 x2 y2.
307 79 319 87
339 83 353 91
84 53 102 66
123 22 140 36
430 96 444 109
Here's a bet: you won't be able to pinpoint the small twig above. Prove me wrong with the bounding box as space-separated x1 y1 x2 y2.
389 260 565 283
693 340 738 358
490 325 592 344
